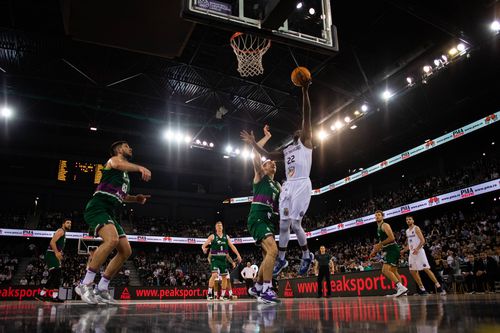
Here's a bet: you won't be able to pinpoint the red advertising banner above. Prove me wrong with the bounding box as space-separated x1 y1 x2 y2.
279 268 416 298
0 286 54 301
113 284 249 300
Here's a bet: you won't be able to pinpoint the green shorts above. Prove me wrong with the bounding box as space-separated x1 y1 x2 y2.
247 210 277 245
382 243 401 267
210 256 229 275
45 251 60 269
84 195 126 238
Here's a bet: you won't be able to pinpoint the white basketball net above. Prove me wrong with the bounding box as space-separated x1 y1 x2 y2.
230 32 271 77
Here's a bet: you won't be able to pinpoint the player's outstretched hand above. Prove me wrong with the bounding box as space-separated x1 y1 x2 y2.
263 125 271 138
139 166 152 182
240 130 256 145
136 194 151 204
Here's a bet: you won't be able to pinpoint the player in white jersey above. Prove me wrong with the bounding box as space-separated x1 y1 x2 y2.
401 216 446 295
240 81 314 276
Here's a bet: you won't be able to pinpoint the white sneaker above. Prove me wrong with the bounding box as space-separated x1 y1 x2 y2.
76 284 98 305
94 289 118 305
395 285 408 297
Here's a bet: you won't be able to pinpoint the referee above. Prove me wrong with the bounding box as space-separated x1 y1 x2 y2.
240 262 256 291
314 245 334 298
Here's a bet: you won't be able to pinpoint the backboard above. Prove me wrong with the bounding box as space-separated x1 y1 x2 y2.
182 0 338 54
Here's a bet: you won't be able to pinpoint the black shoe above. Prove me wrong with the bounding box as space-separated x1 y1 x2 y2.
417 289 429 296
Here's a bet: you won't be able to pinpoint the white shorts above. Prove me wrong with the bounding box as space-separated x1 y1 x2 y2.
279 178 312 221
408 250 430 271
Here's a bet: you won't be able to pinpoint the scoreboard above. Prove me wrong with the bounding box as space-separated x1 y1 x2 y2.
57 160 104 184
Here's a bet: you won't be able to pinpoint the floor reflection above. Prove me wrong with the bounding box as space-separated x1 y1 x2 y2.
0 295 498 333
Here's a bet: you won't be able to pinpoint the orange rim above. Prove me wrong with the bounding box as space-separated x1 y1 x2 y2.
230 32 271 54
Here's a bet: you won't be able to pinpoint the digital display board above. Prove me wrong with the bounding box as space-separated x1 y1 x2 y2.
57 160 104 184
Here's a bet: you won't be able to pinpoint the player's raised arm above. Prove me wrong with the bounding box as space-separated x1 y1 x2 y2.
300 82 313 149
241 130 284 161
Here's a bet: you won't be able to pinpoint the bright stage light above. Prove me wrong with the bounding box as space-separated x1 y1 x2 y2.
491 20 500 32
381 90 392 100
318 130 328 140
361 104 368 112
226 145 233 153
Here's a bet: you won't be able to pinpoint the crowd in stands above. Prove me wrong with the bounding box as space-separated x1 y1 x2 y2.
300 156 499 230
0 253 18 286
4 156 497 242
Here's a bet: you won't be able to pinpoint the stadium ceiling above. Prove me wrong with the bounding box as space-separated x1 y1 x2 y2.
0 0 499 173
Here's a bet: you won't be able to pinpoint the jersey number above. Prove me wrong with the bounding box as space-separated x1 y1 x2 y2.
287 155 295 165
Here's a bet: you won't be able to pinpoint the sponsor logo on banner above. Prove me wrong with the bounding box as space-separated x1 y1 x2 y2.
137 236 147 242
187 238 196 244
0 230 2 235
163 236 172 242
428 197 440 206
485 114 497 123
424 140 435 149
460 188 475 198
305 232 312 237
344 176 351 183
380 161 388 168
320 228 327 235
314 189 321 194
338 223 344 229
278 268 416 298
344 221 355 228
284 281 294 297
401 152 410 160
410 201 428 211
329 184 335 190
22 230 33 237
453 129 464 138
355 219 364 226
233 238 242 244
400 206 411 214
120 287 131 300
361 171 368 177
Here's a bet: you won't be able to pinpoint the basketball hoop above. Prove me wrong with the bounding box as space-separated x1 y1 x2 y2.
230 32 271 77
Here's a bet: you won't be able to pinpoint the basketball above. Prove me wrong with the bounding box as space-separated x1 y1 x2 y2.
291 66 312 87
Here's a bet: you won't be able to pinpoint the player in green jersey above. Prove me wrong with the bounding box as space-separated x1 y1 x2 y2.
35 219 72 303
202 221 242 300
369 210 408 297
75 141 151 305
240 128 281 304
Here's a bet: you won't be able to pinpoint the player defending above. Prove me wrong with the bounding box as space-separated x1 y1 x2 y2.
241 81 314 277
35 219 72 303
75 141 151 304
240 131 281 303
369 210 408 297
202 222 242 301
401 215 446 295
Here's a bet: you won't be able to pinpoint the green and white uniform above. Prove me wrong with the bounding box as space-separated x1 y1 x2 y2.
84 167 130 237
45 229 65 269
210 233 229 275
247 175 280 245
377 222 400 267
